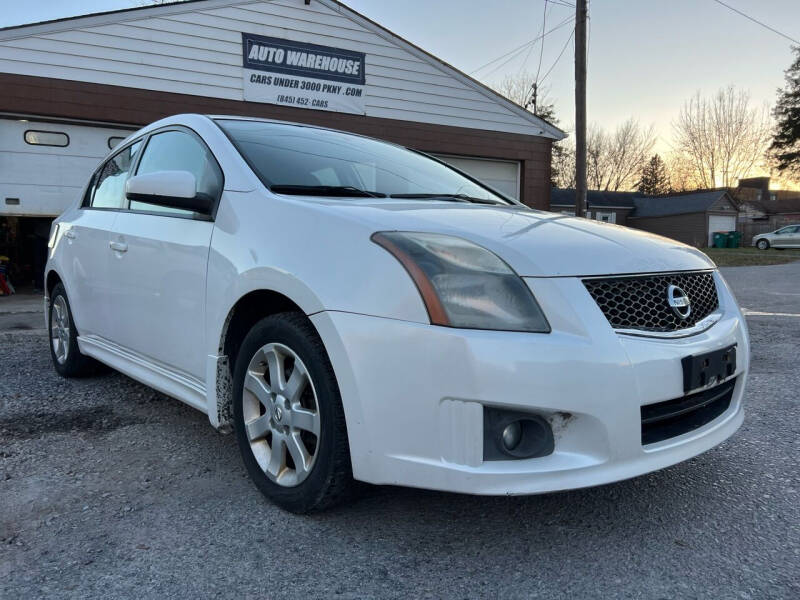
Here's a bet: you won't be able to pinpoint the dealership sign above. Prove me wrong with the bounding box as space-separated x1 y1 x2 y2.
241 33 366 115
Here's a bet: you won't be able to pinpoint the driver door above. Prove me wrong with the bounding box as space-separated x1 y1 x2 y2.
104 128 222 381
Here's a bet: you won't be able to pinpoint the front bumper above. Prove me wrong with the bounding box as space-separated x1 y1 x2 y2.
311 271 749 495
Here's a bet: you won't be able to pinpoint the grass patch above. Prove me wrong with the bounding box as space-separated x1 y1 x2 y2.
702 247 800 267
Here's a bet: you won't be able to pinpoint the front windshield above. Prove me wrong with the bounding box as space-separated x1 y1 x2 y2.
216 119 510 203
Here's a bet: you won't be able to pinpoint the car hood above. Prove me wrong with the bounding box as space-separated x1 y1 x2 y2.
306 199 715 277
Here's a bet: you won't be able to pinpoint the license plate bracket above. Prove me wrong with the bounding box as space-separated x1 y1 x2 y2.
681 344 736 393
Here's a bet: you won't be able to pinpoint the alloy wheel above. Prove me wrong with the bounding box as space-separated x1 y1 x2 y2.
242 343 321 487
50 295 70 364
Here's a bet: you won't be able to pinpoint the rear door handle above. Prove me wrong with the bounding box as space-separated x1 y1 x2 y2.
109 241 128 253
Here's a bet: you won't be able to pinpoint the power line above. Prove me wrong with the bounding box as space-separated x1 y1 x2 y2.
517 0 548 78
539 27 575 84
534 1 549 83
470 15 575 75
710 0 799 45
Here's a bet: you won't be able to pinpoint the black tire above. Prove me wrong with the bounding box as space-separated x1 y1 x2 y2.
48 283 101 377
756 239 770 250
232 312 353 513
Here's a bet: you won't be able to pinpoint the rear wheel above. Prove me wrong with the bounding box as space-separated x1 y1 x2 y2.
232 312 353 513
48 283 101 377
756 239 770 250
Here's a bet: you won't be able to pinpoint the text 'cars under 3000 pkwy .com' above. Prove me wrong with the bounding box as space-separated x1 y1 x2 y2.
45 114 749 513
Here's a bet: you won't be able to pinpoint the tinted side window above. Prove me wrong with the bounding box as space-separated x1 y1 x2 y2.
130 130 222 215
90 141 141 208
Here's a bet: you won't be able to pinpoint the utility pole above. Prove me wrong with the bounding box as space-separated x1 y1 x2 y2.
575 0 588 218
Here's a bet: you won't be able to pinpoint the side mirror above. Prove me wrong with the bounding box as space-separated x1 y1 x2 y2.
125 170 214 215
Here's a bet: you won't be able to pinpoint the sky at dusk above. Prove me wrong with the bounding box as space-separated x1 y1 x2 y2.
2 0 798 152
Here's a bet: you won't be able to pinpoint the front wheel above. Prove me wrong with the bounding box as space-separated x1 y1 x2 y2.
48 283 101 377
756 239 770 250
232 312 353 513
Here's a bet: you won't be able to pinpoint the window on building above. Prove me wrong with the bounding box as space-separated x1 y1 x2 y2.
24 130 69 147
595 211 616 223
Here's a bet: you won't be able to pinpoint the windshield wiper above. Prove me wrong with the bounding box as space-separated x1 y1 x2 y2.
270 185 386 198
389 193 506 205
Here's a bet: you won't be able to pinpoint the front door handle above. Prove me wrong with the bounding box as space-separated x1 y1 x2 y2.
109 241 128 253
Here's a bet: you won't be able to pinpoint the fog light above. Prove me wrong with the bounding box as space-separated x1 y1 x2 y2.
502 421 522 450
483 407 555 461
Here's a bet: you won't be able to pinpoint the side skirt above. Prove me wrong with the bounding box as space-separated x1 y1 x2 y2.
78 335 208 414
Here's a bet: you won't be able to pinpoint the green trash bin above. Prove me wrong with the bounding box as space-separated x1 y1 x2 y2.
712 232 727 248
726 231 742 248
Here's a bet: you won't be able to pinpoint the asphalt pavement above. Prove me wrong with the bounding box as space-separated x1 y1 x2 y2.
1 264 798 599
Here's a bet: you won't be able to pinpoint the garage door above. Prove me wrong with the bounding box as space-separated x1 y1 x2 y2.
708 215 737 246
431 154 520 200
0 118 136 217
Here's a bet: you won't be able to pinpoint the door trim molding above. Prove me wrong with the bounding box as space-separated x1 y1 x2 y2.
78 334 207 413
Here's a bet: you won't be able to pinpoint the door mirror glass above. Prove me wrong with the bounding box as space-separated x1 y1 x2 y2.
125 170 213 215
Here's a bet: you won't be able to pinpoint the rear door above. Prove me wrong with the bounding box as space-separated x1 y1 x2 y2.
106 127 222 380
66 140 142 338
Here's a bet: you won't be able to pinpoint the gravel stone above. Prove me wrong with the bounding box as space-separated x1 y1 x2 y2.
0 263 798 599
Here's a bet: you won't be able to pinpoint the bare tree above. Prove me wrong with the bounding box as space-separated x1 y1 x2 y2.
671 86 772 188
664 152 703 192
552 141 576 188
584 119 657 191
491 73 575 187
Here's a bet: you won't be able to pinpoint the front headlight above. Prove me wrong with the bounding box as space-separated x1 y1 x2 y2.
371 231 550 333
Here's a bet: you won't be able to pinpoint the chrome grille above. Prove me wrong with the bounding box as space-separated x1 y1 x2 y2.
583 271 719 332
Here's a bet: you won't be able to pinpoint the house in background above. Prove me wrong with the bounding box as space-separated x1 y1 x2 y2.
551 188 739 248
628 191 738 248
732 177 800 240
549 189 640 225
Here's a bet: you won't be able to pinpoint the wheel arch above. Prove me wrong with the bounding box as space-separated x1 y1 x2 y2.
211 282 342 438
45 268 63 298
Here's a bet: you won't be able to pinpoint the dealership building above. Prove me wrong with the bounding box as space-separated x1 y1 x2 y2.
0 0 563 288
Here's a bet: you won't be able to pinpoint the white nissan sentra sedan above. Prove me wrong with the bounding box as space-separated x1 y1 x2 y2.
44 114 749 513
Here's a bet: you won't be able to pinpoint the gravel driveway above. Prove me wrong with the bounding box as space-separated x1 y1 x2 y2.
1 264 798 599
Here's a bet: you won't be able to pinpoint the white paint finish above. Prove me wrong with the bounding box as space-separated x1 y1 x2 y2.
0 119 135 216
108 211 214 380
78 334 207 413
432 154 520 200
0 0 560 137
126 170 197 200
59 210 118 339
438 399 483 467
45 114 749 497
315 279 747 492
708 214 737 246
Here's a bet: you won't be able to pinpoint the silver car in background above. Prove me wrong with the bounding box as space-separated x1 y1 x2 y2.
753 225 800 249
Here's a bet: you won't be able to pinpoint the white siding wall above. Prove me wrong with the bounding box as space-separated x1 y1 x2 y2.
0 0 555 137
0 119 136 216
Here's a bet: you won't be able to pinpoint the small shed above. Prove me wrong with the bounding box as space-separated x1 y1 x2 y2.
627 191 739 247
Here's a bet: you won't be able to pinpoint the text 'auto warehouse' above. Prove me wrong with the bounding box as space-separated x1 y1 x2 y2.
0 0 562 290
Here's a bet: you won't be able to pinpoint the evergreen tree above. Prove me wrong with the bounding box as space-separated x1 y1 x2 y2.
771 47 800 180
637 154 670 195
